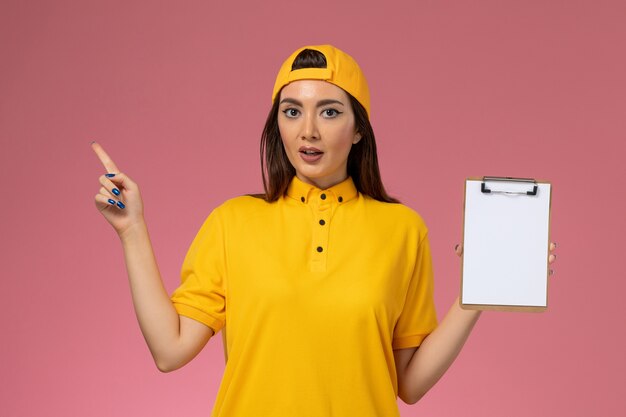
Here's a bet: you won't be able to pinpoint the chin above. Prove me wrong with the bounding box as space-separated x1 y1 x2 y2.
297 167 329 181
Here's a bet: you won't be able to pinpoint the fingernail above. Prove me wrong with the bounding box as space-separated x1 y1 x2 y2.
116 201 125 209
90 140 96 145
105 173 116 178
107 199 115 205
112 188 120 196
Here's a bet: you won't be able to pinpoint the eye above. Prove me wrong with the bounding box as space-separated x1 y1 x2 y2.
322 108 342 118
282 108 300 118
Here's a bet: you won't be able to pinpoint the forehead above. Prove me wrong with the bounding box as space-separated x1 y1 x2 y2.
280 80 349 103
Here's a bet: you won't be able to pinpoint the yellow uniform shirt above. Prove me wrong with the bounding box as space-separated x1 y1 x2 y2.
170 176 438 416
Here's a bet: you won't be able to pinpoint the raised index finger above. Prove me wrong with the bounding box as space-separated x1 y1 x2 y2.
91 141 121 173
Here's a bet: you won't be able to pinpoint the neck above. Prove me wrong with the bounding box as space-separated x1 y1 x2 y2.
296 173 348 190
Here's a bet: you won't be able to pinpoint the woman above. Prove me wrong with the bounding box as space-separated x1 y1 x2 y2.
92 45 556 416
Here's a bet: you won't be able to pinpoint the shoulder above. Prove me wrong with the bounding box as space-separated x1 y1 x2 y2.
217 194 270 211
192 195 272 237
362 196 428 232
205 194 274 225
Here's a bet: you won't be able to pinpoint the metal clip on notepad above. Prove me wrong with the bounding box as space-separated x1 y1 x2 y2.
480 176 538 196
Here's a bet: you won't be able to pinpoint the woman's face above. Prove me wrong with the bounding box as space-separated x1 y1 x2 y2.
278 80 362 190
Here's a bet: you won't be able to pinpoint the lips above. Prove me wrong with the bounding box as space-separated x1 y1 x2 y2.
299 146 323 155
298 146 324 163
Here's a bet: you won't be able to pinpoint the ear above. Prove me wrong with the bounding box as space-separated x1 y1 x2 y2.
353 132 362 144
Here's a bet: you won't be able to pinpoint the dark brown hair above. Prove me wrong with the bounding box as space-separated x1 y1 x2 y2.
259 49 398 203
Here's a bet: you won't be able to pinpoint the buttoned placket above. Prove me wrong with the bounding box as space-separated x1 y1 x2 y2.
302 189 342 272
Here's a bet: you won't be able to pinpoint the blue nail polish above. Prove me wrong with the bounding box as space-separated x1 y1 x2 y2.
108 199 115 205
116 201 125 209
112 188 120 196
105 173 116 178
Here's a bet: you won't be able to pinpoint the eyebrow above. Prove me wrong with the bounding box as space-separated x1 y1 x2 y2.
279 98 345 107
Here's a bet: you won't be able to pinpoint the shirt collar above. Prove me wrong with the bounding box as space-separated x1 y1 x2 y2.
286 175 358 205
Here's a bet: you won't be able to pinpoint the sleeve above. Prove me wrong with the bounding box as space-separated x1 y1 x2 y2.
170 208 227 334
392 232 438 349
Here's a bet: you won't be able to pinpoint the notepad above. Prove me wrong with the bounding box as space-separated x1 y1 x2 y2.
460 177 552 312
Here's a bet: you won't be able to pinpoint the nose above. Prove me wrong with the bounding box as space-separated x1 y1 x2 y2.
300 112 319 141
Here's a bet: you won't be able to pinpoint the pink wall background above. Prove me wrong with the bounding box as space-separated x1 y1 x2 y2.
1 0 624 416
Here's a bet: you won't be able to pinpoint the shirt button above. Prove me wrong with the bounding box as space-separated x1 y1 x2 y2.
301 196 305 202
338 196 343 202
320 193 326 200
316 246 323 252
319 219 325 225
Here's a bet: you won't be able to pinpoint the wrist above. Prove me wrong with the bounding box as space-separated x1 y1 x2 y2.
118 220 149 245
452 297 482 322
